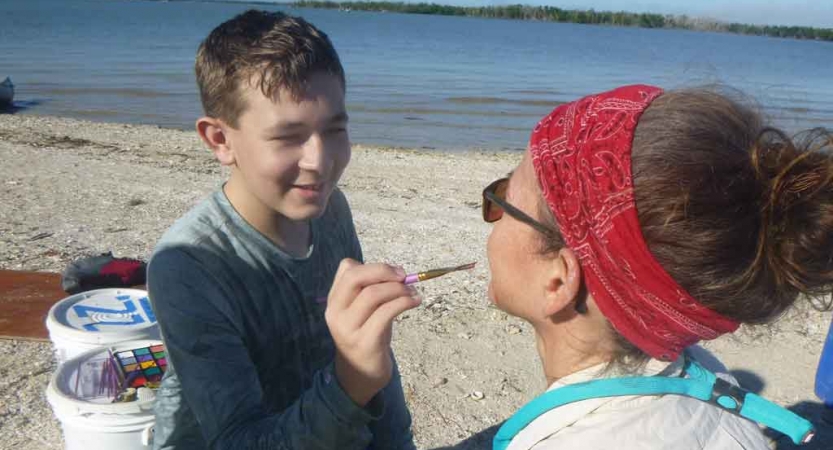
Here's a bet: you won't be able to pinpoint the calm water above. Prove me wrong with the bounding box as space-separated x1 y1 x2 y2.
2 0 832 150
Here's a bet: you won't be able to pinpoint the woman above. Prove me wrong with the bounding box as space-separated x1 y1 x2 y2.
481 85 832 449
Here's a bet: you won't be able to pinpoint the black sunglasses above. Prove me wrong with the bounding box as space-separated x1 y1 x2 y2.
482 178 554 237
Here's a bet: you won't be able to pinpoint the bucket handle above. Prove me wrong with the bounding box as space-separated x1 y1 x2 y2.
141 422 155 446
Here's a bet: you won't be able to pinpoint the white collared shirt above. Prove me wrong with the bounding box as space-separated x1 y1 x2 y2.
507 347 772 450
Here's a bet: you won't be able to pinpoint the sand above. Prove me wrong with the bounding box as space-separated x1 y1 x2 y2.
0 114 831 449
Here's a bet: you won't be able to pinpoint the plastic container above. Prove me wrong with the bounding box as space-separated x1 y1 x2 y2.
46 340 160 450
45 288 159 364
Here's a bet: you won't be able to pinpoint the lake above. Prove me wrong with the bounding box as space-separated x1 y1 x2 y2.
1 0 831 150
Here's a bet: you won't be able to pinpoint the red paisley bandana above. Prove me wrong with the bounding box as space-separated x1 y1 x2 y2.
529 85 739 361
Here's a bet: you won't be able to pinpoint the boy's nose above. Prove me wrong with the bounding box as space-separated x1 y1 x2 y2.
298 134 331 174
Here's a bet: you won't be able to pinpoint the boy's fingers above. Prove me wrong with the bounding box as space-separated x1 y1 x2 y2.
328 258 364 311
343 282 416 330
332 258 361 288
329 261 406 309
361 295 422 339
346 263 406 288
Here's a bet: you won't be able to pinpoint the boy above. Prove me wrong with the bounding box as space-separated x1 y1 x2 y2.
148 10 419 449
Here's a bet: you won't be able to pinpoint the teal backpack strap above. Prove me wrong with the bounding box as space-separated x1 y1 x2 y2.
684 358 816 445
493 353 814 450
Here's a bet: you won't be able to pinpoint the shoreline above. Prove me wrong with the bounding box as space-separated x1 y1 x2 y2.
3 110 531 154
0 114 831 449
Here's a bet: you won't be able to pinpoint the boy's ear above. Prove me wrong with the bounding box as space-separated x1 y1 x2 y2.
541 247 582 318
196 117 235 166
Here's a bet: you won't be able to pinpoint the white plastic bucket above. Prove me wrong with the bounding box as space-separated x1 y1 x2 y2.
46 288 160 364
46 340 160 450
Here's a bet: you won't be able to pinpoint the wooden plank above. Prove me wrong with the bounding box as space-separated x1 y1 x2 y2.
0 270 66 340
0 270 145 340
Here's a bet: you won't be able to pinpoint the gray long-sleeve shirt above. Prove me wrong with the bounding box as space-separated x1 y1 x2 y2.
147 187 415 450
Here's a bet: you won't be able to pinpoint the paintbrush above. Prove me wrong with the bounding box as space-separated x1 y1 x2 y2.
403 262 477 284
314 262 477 303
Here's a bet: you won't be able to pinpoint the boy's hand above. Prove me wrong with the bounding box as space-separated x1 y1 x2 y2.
325 258 421 407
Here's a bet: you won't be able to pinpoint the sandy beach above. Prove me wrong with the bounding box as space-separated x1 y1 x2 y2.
0 114 831 449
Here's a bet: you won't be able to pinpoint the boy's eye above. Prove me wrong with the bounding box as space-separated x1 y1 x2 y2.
273 134 303 143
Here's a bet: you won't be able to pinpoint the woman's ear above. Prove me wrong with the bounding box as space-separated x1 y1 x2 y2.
542 247 582 317
196 117 235 166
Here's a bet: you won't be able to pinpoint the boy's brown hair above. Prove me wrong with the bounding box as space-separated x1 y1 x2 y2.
195 10 345 127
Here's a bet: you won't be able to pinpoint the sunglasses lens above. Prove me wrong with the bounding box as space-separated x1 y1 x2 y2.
483 179 508 223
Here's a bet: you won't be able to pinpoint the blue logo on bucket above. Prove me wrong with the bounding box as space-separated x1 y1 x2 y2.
67 291 156 332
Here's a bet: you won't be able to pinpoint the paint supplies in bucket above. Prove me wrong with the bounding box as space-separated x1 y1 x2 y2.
113 343 168 389
46 288 160 364
46 340 165 450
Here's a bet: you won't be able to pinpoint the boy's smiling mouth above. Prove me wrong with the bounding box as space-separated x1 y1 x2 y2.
293 183 324 191
292 182 327 199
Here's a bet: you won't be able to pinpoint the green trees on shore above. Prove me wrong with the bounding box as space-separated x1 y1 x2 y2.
293 1 833 42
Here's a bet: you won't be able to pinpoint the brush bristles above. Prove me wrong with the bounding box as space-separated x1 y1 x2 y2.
417 262 477 282
453 262 476 271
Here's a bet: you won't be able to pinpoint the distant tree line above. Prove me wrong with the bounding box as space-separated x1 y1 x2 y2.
292 1 833 42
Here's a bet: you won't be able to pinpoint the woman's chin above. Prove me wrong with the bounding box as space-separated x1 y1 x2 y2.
487 283 496 305
487 283 505 311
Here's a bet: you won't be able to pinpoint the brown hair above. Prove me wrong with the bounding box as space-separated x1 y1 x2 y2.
536 87 833 370
195 10 345 127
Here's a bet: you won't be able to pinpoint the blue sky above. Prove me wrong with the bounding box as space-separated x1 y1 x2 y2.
281 0 833 27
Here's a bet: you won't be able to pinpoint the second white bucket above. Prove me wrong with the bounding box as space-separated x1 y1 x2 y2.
46 340 159 450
